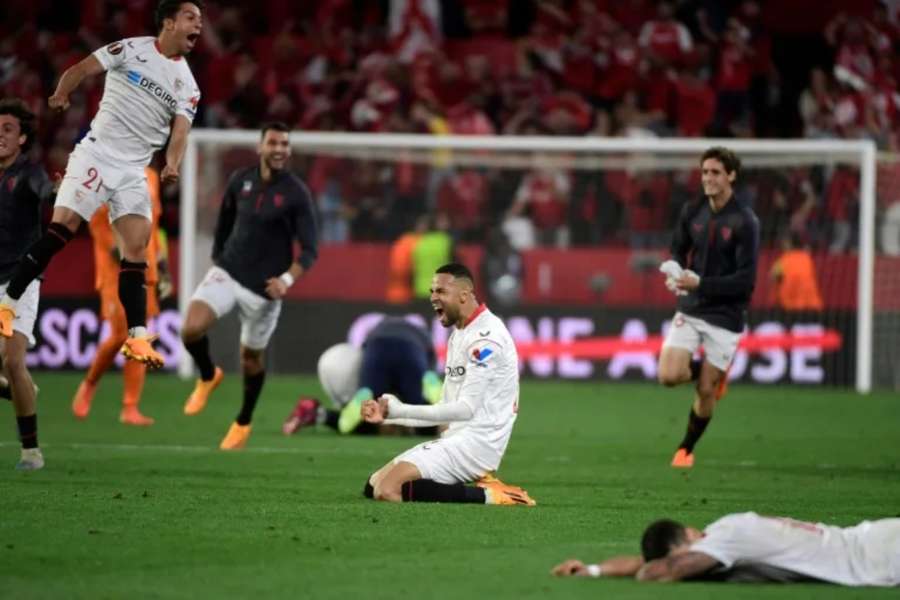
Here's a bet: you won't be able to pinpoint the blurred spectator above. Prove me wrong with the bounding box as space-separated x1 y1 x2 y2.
508 163 571 247
770 232 824 311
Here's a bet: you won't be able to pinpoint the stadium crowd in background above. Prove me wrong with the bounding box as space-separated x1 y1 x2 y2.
1 0 899 252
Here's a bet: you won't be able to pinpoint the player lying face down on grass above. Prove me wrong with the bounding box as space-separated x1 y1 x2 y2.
552 512 900 586
281 315 443 435
358 263 536 506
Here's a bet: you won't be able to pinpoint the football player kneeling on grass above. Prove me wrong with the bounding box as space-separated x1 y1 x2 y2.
360 263 535 506
553 512 900 586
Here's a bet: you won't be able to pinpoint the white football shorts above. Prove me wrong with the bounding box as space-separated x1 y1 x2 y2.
190 266 281 350
662 311 742 372
0 280 40 347
393 433 500 485
55 142 152 222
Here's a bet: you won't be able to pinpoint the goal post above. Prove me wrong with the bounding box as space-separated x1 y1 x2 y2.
179 130 879 392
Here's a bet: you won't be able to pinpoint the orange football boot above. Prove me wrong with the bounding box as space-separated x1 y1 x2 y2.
121 335 165 369
183 367 224 416
220 422 251 450
476 475 537 506
0 304 15 338
671 448 694 468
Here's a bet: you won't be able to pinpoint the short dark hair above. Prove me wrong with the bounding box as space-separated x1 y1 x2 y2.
0 98 36 151
156 1 204 32
701 146 741 177
260 121 290 139
641 519 687 561
436 263 475 288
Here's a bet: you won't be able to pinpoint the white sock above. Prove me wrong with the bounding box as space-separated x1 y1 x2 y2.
128 326 148 338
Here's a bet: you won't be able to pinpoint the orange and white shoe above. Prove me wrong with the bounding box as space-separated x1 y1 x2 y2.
121 335 164 369
119 406 155 426
476 476 536 506
183 367 224 416
220 422 251 450
0 303 15 338
72 380 97 420
671 448 694 468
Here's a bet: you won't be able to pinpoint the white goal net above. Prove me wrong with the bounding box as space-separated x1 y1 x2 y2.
179 131 890 392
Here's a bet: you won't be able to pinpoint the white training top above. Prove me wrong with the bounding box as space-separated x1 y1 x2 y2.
87 37 200 165
440 305 519 452
691 512 900 587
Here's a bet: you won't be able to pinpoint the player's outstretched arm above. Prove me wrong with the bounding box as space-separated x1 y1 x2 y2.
161 115 192 183
553 555 644 578
48 55 104 111
636 551 718 582
380 393 473 424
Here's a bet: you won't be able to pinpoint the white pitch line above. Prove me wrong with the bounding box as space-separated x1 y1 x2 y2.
0 440 379 456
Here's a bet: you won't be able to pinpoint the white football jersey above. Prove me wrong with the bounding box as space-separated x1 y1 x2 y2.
691 512 900 586
441 305 519 461
87 37 200 165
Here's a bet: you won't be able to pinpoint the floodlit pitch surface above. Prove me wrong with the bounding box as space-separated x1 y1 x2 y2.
2 373 898 599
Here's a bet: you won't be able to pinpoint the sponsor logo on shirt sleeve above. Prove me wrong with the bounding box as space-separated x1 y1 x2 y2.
469 343 498 367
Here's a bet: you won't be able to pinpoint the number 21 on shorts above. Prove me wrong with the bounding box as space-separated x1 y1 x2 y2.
82 167 103 191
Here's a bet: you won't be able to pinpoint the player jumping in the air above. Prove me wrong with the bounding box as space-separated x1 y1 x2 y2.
553 512 900 586
180 122 318 450
657 146 759 468
361 263 535 506
71 168 171 426
0 1 202 369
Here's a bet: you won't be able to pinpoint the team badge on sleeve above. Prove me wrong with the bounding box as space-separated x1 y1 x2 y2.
469 342 499 367
107 42 123 55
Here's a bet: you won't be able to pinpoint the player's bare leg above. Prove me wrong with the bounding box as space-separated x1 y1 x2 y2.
112 214 162 368
657 347 694 387
372 461 422 502
2 333 43 470
0 207 80 338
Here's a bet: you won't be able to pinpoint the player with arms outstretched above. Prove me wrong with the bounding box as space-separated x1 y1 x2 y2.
0 1 202 369
657 146 760 468
553 512 900 586
361 263 535 506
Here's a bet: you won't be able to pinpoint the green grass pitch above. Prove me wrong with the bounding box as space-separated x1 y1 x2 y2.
1 372 898 599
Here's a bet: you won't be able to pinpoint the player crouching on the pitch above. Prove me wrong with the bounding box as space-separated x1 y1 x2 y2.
282 316 442 436
552 512 900 586
359 263 535 506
